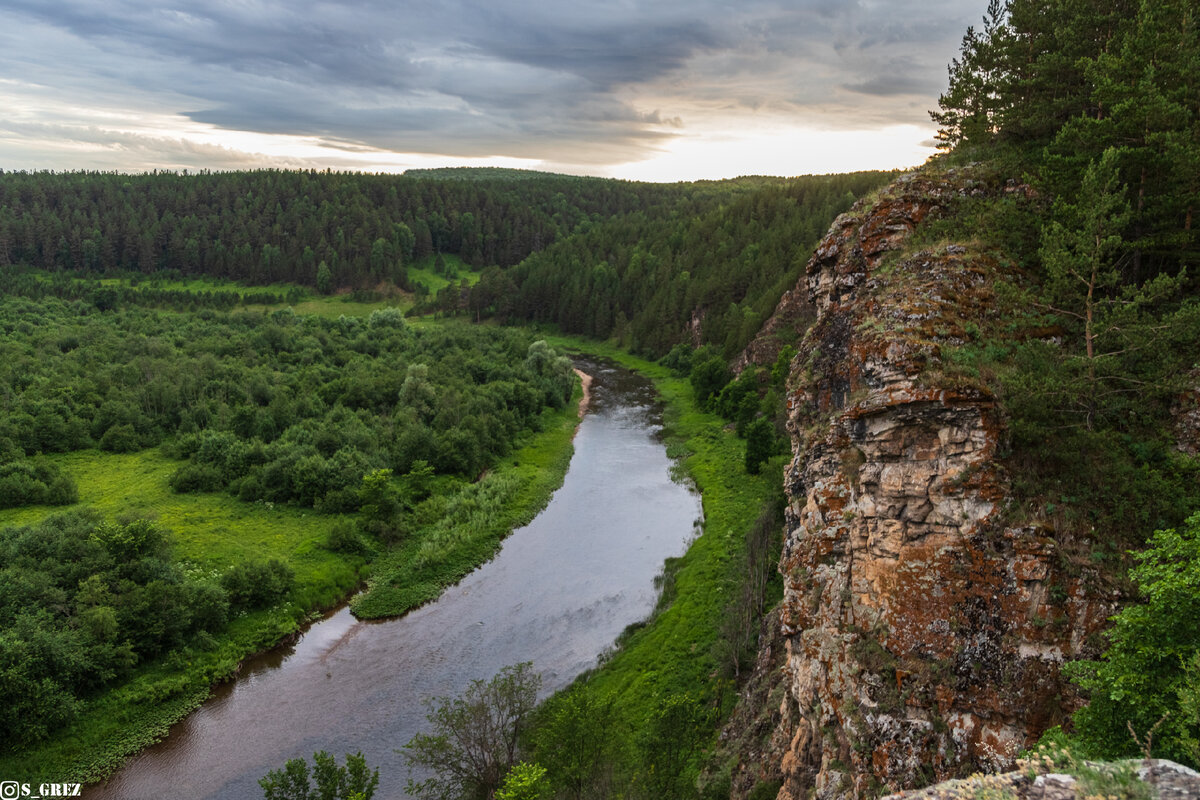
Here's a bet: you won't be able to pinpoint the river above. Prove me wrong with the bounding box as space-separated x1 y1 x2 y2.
86 357 703 800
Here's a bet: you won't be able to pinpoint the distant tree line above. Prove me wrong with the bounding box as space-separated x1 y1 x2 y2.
0 169 694 290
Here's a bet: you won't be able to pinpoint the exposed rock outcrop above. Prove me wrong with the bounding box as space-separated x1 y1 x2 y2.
758 170 1115 799
881 759 1200 800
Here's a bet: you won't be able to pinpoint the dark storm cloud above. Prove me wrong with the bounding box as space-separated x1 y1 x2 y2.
0 0 985 165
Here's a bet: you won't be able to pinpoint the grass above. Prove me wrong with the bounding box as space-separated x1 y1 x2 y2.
533 335 786 758
0 449 360 608
406 253 481 294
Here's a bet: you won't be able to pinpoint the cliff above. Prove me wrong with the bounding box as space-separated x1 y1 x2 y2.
739 168 1119 799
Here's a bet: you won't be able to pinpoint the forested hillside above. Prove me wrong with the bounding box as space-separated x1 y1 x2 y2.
0 169 688 288
504 172 891 357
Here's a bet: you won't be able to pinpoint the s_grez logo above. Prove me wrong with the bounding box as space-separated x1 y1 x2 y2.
0 783 83 799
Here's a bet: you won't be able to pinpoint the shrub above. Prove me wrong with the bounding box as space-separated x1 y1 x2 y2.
222 559 295 610
169 462 225 493
98 423 143 453
1066 512 1200 767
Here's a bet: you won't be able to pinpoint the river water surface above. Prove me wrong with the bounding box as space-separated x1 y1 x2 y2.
86 358 702 800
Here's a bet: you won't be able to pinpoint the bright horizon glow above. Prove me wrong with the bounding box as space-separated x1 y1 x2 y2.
0 2 979 180
0 105 937 181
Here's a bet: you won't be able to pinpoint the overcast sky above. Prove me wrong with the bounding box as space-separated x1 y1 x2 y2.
0 0 985 180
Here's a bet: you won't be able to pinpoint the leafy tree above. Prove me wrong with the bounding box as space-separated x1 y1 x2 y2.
743 418 774 475
316 261 333 294
531 690 624 800
1066 512 1200 767
402 662 541 800
635 693 710 800
689 357 732 412
495 763 549 800
259 750 379 800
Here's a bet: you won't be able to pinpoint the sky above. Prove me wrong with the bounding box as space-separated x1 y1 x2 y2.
0 0 986 181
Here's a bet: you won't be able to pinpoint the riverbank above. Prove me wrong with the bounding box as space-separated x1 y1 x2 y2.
0 373 584 786
530 335 788 794
350 379 583 619
80 357 699 800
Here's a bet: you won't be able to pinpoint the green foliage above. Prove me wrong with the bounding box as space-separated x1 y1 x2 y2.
259 751 379 800
531 690 624 800
495 762 549 800
689 356 732 412
743 418 774 475
506 172 892 357
0 296 574 516
1066 513 1200 767
403 662 541 800
635 693 712 800
0 459 78 508
221 559 295 611
0 512 238 746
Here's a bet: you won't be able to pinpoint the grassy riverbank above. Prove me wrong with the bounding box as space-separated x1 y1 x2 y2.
0 353 581 786
532 335 787 795
352 388 580 618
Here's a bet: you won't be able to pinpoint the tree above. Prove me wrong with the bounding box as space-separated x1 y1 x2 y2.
635 693 710 800
258 751 379 800
531 691 623 800
1065 512 1200 767
1036 147 1183 429
929 0 1010 149
402 662 541 800
316 261 332 294
744 418 774 475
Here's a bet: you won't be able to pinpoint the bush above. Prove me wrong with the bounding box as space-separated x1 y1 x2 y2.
169 462 225 493
1066 512 1200 767
325 521 369 555
222 559 295 611
98 423 143 453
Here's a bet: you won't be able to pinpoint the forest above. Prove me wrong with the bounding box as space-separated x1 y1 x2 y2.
0 168 769 291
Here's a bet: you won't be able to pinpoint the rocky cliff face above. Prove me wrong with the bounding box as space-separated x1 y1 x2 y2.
756 170 1115 799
